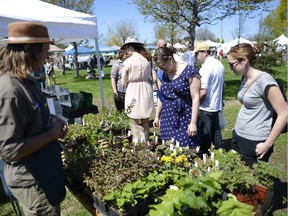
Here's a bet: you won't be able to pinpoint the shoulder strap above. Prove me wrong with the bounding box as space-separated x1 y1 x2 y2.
242 74 261 98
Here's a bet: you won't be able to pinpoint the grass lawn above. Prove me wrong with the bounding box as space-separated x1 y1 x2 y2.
0 60 287 215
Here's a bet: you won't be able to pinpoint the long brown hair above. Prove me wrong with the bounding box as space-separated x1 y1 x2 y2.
0 43 44 79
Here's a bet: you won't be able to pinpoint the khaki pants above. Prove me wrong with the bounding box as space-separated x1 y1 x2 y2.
10 184 60 216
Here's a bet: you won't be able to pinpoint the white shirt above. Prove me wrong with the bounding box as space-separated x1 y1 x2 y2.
199 56 224 112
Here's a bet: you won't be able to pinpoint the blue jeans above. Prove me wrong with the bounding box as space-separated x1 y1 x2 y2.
198 110 222 155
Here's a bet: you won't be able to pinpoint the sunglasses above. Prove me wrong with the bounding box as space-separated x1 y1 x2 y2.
228 60 240 69
195 50 205 57
153 55 169 62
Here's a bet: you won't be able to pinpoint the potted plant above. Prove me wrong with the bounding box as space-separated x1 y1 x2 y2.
252 161 280 203
213 149 260 210
97 106 131 137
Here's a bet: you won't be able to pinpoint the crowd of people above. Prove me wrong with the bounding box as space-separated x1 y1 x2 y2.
0 21 287 215
110 37 286 167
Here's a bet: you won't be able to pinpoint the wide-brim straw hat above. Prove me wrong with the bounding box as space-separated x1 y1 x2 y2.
120 36 143 49
193 42 210 52
0 21 53 44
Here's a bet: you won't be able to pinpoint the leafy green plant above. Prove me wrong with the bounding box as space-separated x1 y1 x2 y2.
103 169 175 212
83 144 160 201
252 161 280 188
217 193 254 216
213 150 258 195
97 106 131 135
149 171 223 216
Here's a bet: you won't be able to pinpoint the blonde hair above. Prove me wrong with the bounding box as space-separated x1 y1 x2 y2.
228 43 260 66
0 43 44 79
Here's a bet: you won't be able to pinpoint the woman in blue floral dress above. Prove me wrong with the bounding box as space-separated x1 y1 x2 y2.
153 47 201 147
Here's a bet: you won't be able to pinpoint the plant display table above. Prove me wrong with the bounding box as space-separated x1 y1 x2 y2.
61 110 279 216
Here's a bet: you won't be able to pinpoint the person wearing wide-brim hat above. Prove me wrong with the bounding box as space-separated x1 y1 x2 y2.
121 36 154 142
0 21 68 215
120 36 144 49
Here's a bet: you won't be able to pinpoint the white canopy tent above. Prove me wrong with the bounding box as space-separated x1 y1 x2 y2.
0 0 105 105
49 45 65 53
273 34 288 46
205 39 221 47
227 37 254 47
173 42 186 49
0 0 98 44
219 37 254 56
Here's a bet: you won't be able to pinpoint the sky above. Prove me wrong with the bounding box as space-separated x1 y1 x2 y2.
94 0 280 44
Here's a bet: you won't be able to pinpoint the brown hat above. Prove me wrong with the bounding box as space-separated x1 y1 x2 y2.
1 21 53 44
120 36 143 49
193 42 210 52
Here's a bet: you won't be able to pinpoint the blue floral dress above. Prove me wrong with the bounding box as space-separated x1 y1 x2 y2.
159 65 200 147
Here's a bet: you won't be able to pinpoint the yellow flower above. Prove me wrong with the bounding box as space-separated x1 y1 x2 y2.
161 155 173 163
175 155 188 164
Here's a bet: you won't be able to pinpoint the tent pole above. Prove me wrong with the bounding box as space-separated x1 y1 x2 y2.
94 38 105 106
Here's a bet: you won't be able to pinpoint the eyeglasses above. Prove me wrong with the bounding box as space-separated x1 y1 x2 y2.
228 61 240 69
153 55 169 62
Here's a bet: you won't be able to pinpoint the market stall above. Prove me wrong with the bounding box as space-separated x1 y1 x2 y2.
0 0 105 106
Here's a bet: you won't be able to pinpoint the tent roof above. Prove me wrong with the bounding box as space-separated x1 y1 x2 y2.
227 37 253 47
146 44 156 50
205 39 220 47
49 45 64 52
0 0 98 44
64 46 96 55
273 34 288 46
98 45 119 52
173 42 186 49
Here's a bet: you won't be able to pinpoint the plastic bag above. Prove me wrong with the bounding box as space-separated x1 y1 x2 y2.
69 93 84 109
219 110 226 129
79 91 93 108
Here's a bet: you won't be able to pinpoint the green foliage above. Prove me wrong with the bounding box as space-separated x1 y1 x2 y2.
254 43 280 72
252 161 281 188
213 149 282 196
103 169 176 212
263 0 288 38
83 144 160 201
217 194 254 216
149 171 223 215
97 106 131 133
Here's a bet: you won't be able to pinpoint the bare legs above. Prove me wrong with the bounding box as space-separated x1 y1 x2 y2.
130 118 150 142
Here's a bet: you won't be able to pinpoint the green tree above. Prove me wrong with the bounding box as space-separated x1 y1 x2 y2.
154 23 184 45
154 24 167 43
263 0 287 38
253 16 273 44
131 0 273 48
